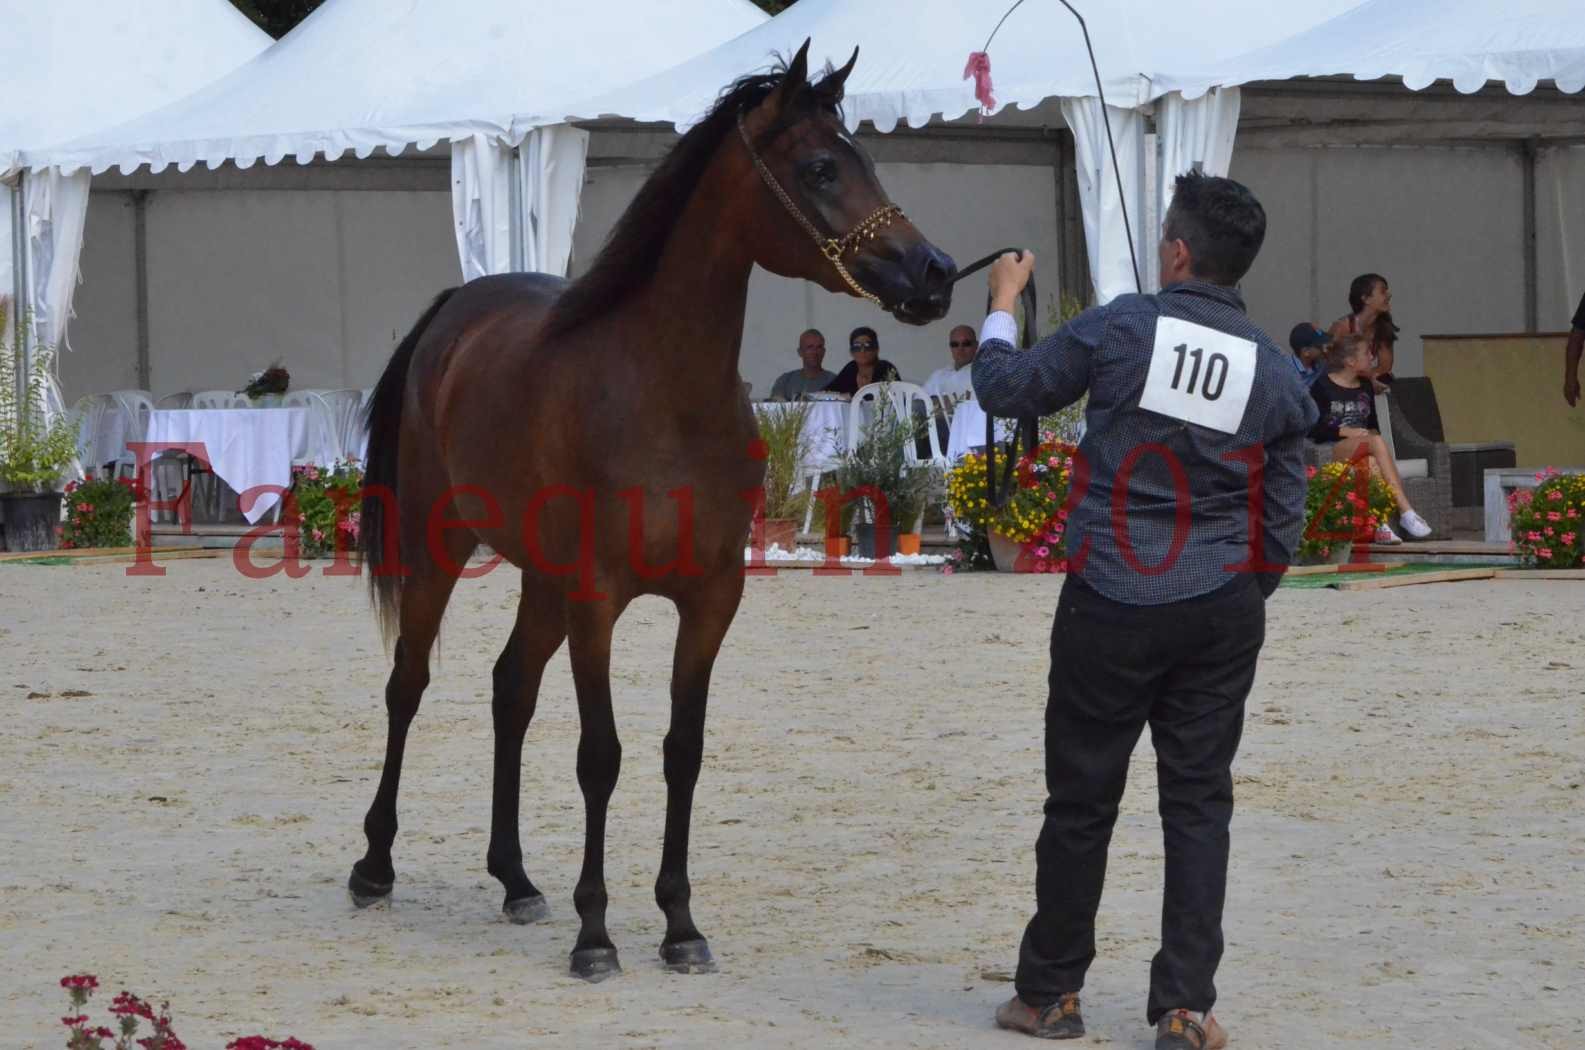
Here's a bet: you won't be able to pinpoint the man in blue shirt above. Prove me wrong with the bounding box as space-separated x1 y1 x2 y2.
1288 322 1329 387
977 172 1317 1050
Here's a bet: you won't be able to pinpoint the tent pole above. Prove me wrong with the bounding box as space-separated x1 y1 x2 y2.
133 190 152 390
11 173 30 427
1521 137 1538 333
508 144 525 273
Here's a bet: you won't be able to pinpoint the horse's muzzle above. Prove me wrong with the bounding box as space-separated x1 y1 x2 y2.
857 243 957 325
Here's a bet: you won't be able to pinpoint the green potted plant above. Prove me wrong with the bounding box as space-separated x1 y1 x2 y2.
1506 468 1585 568
1299 461 1395 564
1 332 81 552
835 388 935 559
946 431 1076 572
751 401 813 553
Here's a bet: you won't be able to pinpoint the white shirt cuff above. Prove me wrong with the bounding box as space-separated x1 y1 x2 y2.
980 311 1018 348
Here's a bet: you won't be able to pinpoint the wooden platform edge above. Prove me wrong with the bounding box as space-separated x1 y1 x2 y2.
0 544 188 563
1332 568 1497 591
3 549 225 566
1287 561 1407 577
1493 568 1585 580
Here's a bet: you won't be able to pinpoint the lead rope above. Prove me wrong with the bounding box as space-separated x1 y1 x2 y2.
947 249 1039 509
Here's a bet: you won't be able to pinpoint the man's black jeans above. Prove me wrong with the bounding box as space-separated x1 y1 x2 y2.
1014 573 1266 1024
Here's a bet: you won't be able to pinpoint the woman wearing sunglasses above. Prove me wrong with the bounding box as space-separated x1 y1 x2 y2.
822 326 902 396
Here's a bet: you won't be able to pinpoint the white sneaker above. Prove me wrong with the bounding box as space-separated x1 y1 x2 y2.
1374 525 1402 545
1399 510 1433 539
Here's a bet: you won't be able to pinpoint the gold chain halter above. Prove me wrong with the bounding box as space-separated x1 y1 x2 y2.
736 111 904 308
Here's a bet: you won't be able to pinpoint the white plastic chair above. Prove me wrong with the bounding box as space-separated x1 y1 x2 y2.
74 394 116 476
185 390 248 520
285 388 363 465
848 381 949 468
156 392 193 410
192 390 248 411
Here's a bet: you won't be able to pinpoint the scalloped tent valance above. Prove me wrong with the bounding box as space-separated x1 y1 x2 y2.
24 0 768 177
1157 0 1585 100
522 0 1365 137
0 0 271 176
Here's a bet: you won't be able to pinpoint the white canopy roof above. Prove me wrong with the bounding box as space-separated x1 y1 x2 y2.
1 0 270 174
29 0 768 176
530 0 1364 135
1160 0 1585 99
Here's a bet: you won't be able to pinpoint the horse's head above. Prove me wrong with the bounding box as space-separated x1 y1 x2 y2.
736 41 956 326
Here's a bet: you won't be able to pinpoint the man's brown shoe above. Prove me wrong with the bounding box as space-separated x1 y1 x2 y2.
1155 1009 1227 1050
994 993 1084 1039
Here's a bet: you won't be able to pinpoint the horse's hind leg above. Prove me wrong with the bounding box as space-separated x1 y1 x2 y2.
348 548 470 905
488 581 566 923
656 571 743 974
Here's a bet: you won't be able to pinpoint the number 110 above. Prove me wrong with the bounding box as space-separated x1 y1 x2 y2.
1170 343 1228 401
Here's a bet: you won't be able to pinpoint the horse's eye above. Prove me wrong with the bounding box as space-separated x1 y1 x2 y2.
803 158 838 189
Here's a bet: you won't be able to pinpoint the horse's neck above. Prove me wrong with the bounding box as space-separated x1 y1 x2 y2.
622 188 753 396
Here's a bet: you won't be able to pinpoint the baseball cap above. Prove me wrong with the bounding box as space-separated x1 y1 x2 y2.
1289 323 1329 352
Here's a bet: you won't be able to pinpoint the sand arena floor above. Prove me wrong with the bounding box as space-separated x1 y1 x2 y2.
1 559 1581 1049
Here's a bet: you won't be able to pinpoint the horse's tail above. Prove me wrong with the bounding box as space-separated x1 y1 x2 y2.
361 287 458 642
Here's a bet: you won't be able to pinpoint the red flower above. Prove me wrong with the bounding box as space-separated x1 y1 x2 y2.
62 1014 89 1026
111 992 156 1020
61 975 99 990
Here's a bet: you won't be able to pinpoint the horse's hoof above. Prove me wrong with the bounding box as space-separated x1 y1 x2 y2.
569 947 622 982
503 894 550 925
659 938 717 974
347 867 393 908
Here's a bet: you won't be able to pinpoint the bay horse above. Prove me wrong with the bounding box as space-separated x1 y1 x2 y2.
348 40 956 981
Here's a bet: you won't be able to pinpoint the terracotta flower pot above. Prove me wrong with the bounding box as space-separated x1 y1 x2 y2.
897 533 922 556
988 529 1023 572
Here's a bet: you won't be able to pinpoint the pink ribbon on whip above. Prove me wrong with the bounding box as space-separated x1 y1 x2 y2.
963 51 996 121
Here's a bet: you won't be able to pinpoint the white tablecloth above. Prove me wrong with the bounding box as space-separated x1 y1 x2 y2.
945 398 1017 462
144 408 310 523
756 401 850 473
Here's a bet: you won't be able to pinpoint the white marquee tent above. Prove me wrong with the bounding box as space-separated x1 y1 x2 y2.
525 0 1366 304
2 0 270 371
15 0 767 400
1160 0 1585 100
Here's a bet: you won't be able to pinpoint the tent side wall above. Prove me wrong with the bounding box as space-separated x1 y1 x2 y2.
573 122 1074 397
64 124 1079 405
1230 80 1585 378
63 157 457 404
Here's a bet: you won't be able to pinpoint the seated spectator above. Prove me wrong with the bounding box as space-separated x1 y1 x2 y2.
1309 336 1432 542
1328 272 1399 388
1288 322 1329 387
823 326 901 396
923 325 978 402
768 329 836 401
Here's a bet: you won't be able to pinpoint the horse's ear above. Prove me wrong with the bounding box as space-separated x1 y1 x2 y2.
826 46 859 97
769 38 813 112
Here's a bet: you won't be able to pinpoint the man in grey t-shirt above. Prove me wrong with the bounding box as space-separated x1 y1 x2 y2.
769 329 836 401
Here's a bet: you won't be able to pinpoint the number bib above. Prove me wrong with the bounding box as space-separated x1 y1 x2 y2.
1138 317 1257 434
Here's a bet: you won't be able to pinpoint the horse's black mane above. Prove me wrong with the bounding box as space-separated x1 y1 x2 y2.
543 57 845 340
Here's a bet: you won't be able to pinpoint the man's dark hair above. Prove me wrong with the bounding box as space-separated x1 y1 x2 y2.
848 326 879 348
1162 171 1266 286
799 328 824 342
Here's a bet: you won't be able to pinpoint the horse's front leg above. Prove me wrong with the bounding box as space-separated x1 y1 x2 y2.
657 571 744 973
566 598 624 981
